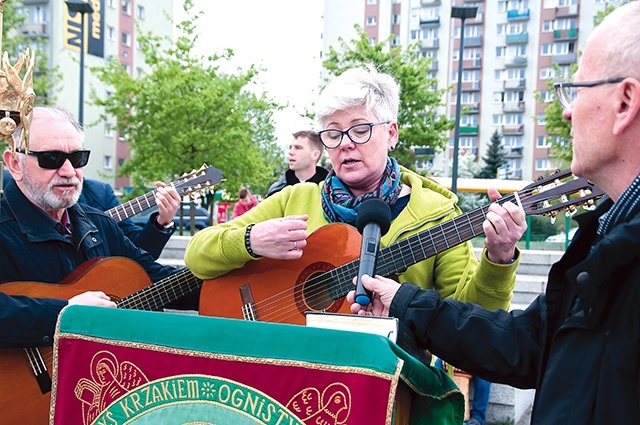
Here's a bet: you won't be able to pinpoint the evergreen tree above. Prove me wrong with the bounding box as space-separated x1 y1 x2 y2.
476 130 506 179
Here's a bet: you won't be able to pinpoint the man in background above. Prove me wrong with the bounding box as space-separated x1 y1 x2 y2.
266 130 328 197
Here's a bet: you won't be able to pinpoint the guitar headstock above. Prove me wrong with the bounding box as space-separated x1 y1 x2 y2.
172 165 223 199
518 169 604 223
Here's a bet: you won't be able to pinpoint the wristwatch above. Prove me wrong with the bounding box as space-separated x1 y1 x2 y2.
154 217 175 231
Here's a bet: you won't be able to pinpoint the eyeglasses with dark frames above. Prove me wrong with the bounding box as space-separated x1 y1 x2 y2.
317 121 390 149
554 78 625 110
17 149 91 170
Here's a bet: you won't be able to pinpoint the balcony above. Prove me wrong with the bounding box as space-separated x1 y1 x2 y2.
465 36 483 47
506 33 528 44
553 28 578 41
501 124 524 135
19 22 49 38
505 146 523 158
421 38 439 49
461 81 480 91
555 5 579 18
503 101 525 113
465 103 480 114
507 9 530 21
460 126 479 135
420 17 440 27
505 56 527 67
504 79 526 90
463 58 482 69
552 52 577 65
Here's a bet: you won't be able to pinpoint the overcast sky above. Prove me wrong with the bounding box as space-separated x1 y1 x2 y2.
173 0 325 147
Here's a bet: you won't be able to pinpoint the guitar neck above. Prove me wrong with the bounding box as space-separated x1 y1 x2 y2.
117 268 202 311
330 195 514 300
105 191 157 223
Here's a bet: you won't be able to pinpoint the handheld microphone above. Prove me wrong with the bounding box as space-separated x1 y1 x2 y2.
354 199 392 306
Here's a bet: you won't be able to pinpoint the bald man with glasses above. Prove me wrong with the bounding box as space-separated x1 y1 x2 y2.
0 106 198 348
348 3 640 423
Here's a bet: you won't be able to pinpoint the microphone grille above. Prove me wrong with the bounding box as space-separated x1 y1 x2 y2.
356 198 392 236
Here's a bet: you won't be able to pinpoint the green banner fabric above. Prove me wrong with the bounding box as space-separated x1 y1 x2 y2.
51 306 464 425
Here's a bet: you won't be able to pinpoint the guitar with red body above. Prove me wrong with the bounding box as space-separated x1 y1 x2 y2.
199 169 604 325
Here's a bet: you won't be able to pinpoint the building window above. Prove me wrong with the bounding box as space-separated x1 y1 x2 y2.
107 26 115 41
366 16 377 26
122 0 131 15
107 0 116 9
104 155 113 170
369 37 376 45
104 123 114 137
122 31 131 46
392 14 400 25
536 158 550 171
136 5 145 20
537 136 550 148
367 0 377 4
118 158 126 167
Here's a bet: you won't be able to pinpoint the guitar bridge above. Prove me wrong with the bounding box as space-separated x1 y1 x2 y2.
24 348 52 394
240 283 258 321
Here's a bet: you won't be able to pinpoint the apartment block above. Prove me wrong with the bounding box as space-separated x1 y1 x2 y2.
15 0 173 190
323 0 621 182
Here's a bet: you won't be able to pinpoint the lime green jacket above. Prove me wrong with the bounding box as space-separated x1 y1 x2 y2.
185 166 518 311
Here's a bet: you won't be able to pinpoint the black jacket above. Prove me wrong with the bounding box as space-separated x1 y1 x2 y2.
3 170 174 259
391 198 640 424
265 166 329 197
0 180 192 348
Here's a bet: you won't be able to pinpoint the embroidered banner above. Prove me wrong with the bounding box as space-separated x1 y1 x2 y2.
51 306 464 425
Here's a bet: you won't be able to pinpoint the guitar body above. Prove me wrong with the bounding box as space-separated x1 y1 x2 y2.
0 257 152 425
199 224 362 325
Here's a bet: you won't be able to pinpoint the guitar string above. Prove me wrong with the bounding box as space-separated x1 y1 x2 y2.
248 190 524 324
38 267 202 365
245 182 595 325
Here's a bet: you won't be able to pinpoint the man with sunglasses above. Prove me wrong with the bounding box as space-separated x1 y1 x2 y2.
2 161 181 260
0 106 197 348
347 3 640 424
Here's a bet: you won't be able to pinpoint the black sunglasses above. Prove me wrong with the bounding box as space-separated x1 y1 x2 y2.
17 149 91 169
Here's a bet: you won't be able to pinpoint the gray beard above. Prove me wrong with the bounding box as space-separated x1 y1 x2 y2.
22 171 82 211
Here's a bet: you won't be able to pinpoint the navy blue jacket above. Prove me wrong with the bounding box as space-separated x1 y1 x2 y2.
391 198 640 424
3 170 174 259
0 180 191 348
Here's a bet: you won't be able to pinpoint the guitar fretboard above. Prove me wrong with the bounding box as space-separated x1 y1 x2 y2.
105 191 158 222
117 267 202 311
328 193 517 300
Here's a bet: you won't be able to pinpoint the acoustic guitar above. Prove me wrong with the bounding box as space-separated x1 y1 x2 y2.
199 169 604 325
0 258 203 424
0 165 221 424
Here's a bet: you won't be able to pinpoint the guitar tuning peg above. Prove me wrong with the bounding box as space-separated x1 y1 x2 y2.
548 209 558 224
560 194 568 203
565 205 578 217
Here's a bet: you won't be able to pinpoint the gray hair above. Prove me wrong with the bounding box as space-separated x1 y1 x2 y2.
11 105 85 151
315 66 400 127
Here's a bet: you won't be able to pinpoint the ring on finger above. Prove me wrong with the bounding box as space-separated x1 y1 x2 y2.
293 240 298 250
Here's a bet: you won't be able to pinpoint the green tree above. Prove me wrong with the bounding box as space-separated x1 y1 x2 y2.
476 130 506 179
90 0 283 198
322 25 453 167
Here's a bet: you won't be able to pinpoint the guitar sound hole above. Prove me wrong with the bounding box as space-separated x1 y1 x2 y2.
294 261 343 314
302 272 334 311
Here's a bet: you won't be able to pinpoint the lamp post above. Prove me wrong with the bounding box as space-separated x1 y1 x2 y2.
65 0 94 127
450 5 477 194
